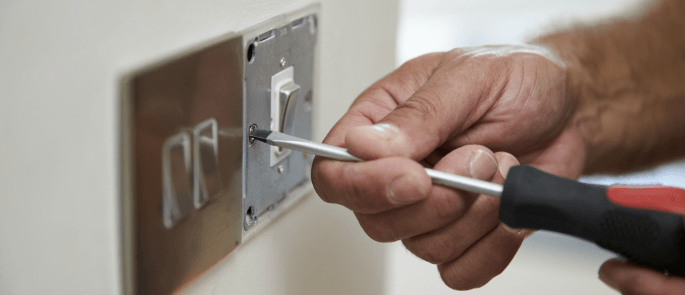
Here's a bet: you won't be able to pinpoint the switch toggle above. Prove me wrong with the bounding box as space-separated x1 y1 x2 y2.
279 82 301 136
270 66 301 166
162 132 193 229
193 118 221 208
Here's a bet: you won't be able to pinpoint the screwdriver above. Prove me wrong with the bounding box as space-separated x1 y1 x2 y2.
250 129 685 276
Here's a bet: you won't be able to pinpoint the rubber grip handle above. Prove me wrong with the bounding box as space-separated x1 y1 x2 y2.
499 165 685 276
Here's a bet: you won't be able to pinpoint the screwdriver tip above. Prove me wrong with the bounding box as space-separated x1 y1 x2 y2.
249 128 272 143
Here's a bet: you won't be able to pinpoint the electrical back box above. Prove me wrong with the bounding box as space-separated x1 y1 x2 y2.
119 5 318 294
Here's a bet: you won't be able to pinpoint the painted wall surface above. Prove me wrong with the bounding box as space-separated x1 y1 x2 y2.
0 0 397 294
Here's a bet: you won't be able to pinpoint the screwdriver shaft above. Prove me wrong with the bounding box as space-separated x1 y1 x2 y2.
250 129 503 198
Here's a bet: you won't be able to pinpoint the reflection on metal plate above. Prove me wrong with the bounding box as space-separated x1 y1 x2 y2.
162 132 193 228
193 118 221 208
121 34 243 294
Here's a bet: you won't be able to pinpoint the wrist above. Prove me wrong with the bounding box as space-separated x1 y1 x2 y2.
534 27 685 174
532 32 607 174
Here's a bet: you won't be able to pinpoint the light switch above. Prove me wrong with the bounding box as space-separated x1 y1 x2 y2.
193 118 221 208
270 66 295 166
244 11 317 233
279 81 301 136
162 132 193 229
125 19 248 294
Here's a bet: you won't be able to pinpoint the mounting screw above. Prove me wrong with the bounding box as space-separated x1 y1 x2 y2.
248 124 257 146
246 206 256 225
280 57 286 68
247 41 257 63
277 165 285 174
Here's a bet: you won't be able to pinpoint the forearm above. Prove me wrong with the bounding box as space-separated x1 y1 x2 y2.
535 0 685 174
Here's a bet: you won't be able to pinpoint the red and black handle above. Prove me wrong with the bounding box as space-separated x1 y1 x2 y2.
499 165 685 276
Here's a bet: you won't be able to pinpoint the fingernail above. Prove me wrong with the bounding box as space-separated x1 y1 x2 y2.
497 152 519 178
501 222 528 235
358 123 400 141
387 174 427 205
524 229 536 239
469 150 498 180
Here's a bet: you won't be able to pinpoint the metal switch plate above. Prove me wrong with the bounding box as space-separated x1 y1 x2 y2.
193 118 221 208
120 5 318 295
121 35 245 295
162 132 193 228
243 11 317 232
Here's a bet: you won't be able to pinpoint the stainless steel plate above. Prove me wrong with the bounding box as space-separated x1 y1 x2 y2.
121 34 244 295
243 10 317 233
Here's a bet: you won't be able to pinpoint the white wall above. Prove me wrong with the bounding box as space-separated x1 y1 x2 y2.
0 0 397 294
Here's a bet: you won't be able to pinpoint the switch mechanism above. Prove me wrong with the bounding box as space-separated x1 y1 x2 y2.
279 82 301 136
270 66 301 166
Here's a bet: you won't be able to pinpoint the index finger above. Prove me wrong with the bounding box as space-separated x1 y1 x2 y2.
321 52 445 147
311 53 444 212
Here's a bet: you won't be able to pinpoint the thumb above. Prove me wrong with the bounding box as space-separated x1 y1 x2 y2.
344 65 493 160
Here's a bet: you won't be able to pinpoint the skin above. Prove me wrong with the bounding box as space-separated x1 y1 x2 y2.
312 45 580 290
312 0 685 293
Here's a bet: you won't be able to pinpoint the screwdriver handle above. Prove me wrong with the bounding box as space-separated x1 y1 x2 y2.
499 165 685 276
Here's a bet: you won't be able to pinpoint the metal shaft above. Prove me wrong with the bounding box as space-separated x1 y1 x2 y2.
251 129 503 198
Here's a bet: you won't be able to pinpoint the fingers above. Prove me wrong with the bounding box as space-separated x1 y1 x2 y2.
402 151 527 290
401 193 502 263
495 151 520 179
599 259 685 295
313 54 444 213
434 152 525 291
354 146 498 242
402 152 521 264
437 223 526 290
311 157 431 214
320 52 445 148
345 52 505 160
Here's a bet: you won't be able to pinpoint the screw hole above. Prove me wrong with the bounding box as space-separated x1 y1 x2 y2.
248 124 257 145
246 206 255 224
247 42 256 63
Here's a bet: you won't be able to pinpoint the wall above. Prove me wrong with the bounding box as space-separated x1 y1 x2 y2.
0 0 397 294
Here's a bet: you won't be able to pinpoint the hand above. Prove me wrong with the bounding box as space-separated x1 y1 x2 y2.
312 44 585 289
599 259 685 294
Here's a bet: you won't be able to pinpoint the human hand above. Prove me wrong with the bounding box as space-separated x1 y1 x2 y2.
312 44 586 289
599 258 685 294
598 196 685 295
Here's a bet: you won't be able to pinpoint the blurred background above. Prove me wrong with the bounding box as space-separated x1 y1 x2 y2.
389 0 685 294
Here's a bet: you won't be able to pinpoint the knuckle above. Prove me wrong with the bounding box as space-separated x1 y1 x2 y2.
357 214 397 242
479 195 501 217
439 265 474 291
405 236 455 264
402 52 443 69
340 164 374 210
431 192 467 221
311 161 332 204
400 96 441 120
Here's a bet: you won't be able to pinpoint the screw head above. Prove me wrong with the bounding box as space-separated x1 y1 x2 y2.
280 58 286 68
248 124 257 145
277 165 285 174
